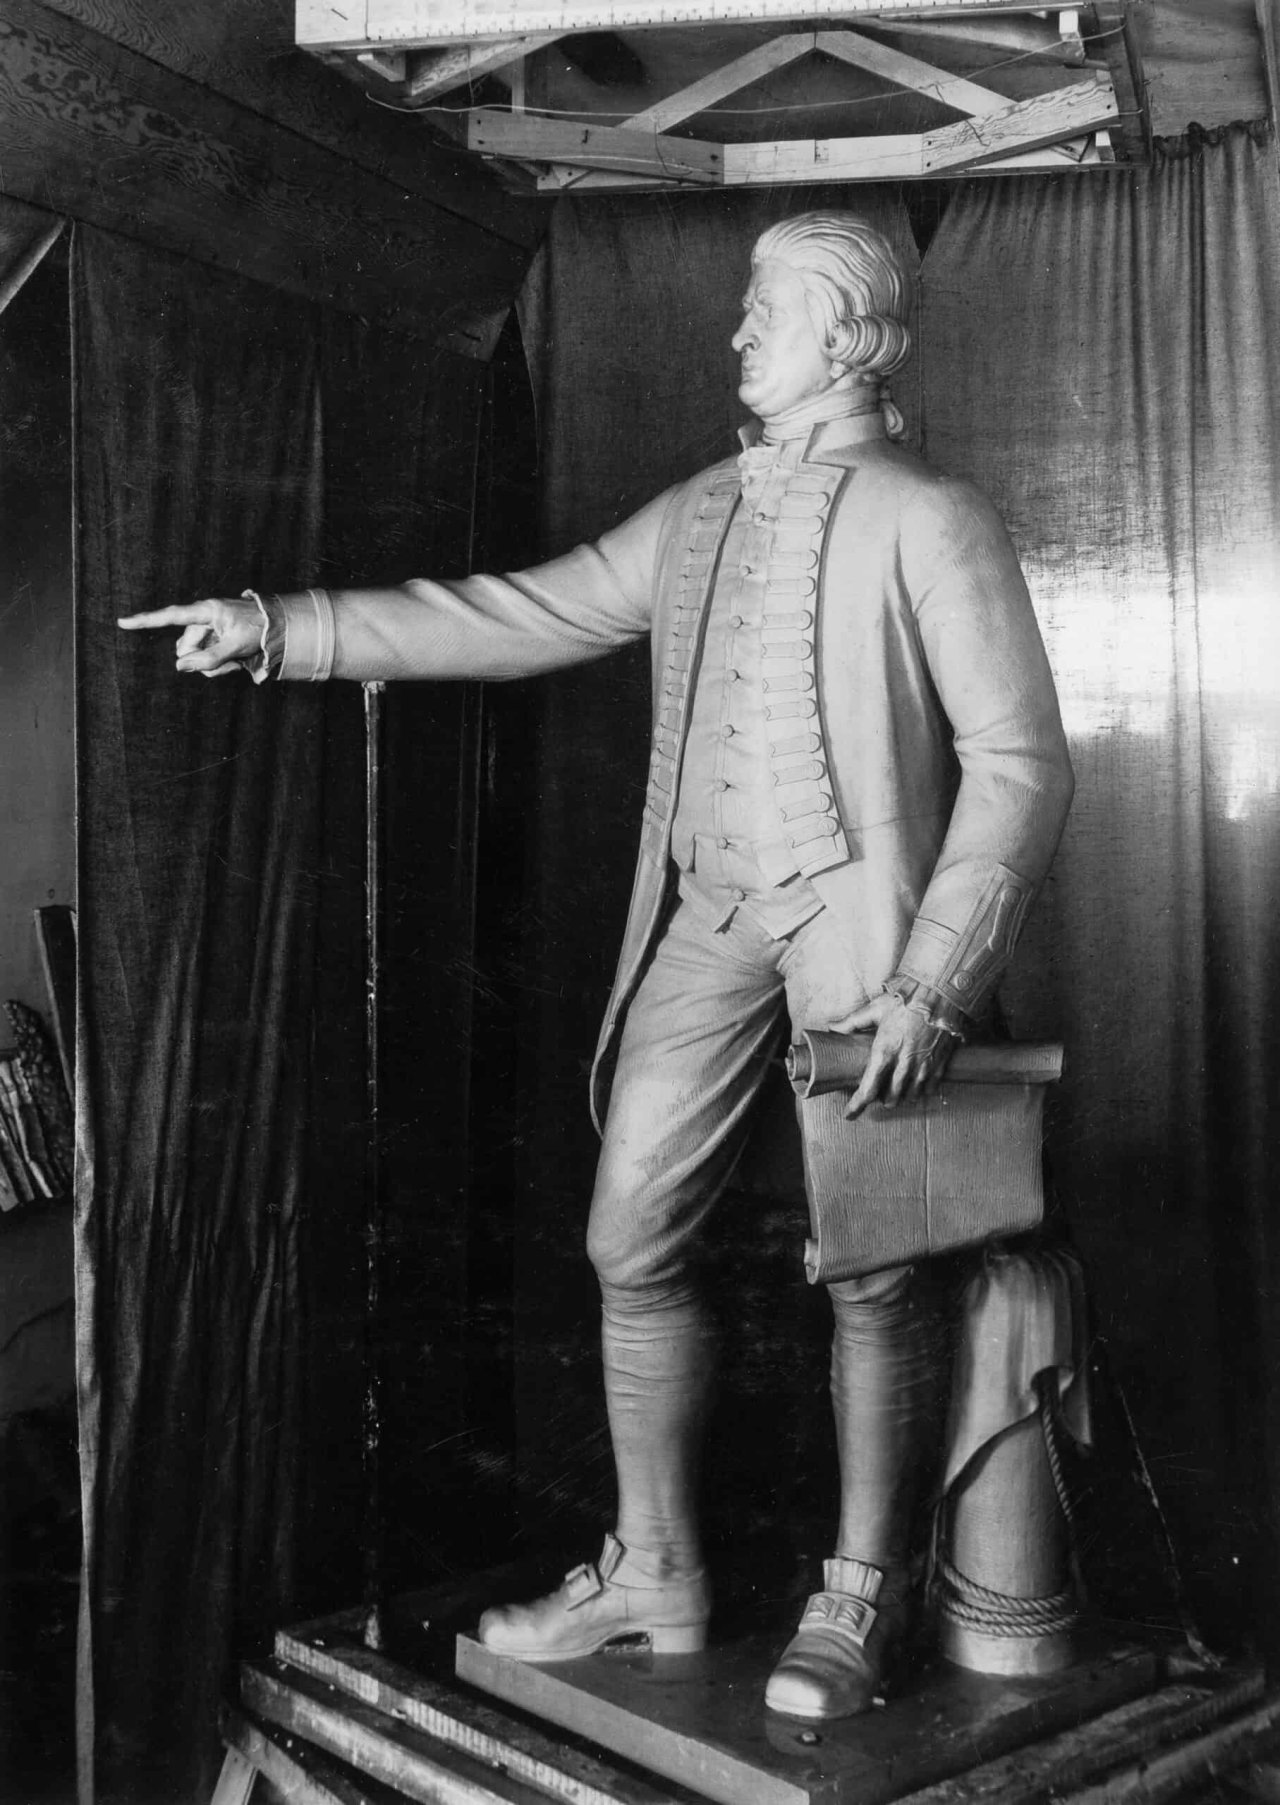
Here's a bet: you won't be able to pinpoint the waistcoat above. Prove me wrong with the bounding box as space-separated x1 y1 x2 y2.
642 458 852 884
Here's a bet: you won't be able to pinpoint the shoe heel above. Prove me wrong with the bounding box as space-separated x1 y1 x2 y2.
650 1622 708 1655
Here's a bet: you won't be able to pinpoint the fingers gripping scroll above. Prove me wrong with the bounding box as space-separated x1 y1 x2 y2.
827 994 960 1120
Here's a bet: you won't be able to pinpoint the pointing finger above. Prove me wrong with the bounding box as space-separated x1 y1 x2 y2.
118 604 215 630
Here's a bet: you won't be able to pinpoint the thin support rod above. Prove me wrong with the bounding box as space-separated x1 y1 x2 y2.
362 678 387 1650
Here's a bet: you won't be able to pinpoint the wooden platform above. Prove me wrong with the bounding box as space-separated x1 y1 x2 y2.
222 1598 1280 1805
456 1633 1160 1805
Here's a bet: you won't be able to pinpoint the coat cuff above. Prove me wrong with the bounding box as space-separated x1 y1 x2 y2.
896 865 1036 1017
274 587 337 682
239 590 285 683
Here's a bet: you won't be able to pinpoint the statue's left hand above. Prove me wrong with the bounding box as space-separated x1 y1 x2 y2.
826 994 958 1119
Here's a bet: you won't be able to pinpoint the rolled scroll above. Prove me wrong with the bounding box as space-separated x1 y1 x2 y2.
788 1031 1064 1282
787 1031 1063 1098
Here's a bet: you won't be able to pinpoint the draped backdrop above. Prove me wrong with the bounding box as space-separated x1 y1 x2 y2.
919 124 1280 1643
72 225 490 1803
506 132 1280 1642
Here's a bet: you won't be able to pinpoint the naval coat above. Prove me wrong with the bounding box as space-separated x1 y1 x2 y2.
273 412 1074 1129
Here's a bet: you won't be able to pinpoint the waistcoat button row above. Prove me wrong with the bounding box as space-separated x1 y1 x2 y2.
774 760 826 786
788 817 840 846
769 731 821 756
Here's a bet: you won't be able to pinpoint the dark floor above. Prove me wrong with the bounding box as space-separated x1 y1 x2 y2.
1 1407 79 1805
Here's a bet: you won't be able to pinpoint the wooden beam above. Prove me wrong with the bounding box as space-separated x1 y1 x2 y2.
37 0 542 249
356 47 407 82
721 78 1117 184
0 0 530 355
626 31 816 132
537 30 816 193
813 25 1019 117
920 72 1118 171
467 106 722 180
405 33 562 102
1091 0 1150 162
886 15 1086 63
307 0 1077 52
1261 0 1280 136
725 130 928 185
814 24 1086 165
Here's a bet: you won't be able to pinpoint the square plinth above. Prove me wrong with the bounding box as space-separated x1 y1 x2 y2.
456 1632 1159 1805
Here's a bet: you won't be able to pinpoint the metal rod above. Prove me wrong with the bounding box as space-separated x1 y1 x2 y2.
362 678 386 1651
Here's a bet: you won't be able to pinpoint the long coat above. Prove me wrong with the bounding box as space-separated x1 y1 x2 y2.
275 412 1074 1129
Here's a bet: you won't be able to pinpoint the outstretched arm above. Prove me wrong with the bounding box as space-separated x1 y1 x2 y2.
118 487 675 684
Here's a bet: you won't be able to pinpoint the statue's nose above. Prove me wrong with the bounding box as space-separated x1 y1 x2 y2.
731 322 756 352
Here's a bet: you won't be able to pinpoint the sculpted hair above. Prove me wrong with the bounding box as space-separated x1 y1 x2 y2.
752 213 913 380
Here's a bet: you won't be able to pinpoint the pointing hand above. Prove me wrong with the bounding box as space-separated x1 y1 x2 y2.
117 596 263 678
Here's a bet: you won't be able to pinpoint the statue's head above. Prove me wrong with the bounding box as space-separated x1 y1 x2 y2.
733 212 912 427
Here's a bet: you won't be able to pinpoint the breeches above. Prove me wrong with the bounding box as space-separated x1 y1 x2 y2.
587 894 905 1307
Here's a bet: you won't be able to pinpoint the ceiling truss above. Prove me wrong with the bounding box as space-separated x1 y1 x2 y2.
298 3 1145 193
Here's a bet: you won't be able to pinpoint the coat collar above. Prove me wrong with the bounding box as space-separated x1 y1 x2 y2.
737 408 887 466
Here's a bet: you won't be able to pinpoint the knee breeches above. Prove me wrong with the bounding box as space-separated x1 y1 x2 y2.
586 896 906 1306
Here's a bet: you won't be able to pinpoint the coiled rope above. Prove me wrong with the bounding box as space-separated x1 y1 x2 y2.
936 1382 1080 1639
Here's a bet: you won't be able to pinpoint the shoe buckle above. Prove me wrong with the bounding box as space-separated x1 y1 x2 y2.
802 1591 876 1647
563 1562 604 1609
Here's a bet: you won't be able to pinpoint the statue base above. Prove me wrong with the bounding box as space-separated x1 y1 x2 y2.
456 1629 1158 1805
939 1618 1077 1677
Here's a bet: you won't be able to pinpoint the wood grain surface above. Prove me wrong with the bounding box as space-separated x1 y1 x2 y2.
0 0 533 351
33 0 543 247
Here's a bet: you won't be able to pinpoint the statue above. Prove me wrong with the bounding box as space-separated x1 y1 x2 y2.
120 212 1074 1722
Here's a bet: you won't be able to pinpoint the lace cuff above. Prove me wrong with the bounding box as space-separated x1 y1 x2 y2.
882 974 970 1040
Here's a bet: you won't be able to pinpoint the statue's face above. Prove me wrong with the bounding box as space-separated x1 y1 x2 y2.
733 258 835 421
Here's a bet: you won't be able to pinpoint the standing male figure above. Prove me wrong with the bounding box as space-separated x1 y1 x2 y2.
121 212 1073 1721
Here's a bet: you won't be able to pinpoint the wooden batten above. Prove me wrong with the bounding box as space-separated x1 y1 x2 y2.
0 0 536 355
468 108 723 180
1258 0 1280 136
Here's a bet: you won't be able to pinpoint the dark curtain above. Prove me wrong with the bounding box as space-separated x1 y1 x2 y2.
509 190 919 1563
918 124 1280 1648
74 225 326 1805
72 224 497 1802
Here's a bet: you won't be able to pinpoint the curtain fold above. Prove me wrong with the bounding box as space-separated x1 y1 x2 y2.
72 219 506 1802
73 227 330 1805
918 124 1280 1646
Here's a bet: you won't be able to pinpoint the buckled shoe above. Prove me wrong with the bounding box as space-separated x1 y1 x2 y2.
764 1558 908 1720
477 1534 711 1663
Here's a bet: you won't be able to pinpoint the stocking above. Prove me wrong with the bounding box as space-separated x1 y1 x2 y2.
598 1276 715 1582
828 1266 938 1569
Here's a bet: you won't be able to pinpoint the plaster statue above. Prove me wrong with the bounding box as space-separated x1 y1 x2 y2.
120 212 1074 1721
